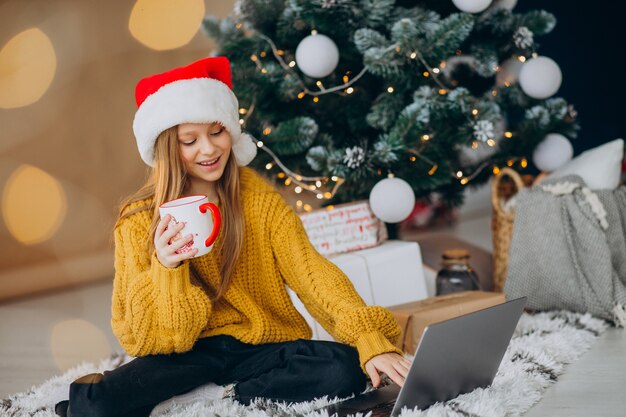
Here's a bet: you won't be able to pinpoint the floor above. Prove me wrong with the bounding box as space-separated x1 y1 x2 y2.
1 211 625 416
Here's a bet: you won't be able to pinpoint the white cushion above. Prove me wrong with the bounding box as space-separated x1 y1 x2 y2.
546 138 624 190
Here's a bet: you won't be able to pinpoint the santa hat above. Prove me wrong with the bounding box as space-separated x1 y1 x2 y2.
132 56 257 167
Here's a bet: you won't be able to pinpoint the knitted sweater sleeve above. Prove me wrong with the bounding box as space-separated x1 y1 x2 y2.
111 215 212 356
270 198 402 369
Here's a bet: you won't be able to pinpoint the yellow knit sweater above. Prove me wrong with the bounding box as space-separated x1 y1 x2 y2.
112 167 401 369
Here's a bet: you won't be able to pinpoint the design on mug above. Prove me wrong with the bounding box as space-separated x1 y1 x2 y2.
167 217 195 254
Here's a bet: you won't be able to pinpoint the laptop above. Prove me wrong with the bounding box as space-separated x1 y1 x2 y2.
317 296 527 417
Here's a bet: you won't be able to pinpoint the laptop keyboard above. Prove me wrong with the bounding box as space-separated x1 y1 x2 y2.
357 399 396 416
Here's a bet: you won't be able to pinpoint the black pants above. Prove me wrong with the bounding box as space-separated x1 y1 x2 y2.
62 335 367 417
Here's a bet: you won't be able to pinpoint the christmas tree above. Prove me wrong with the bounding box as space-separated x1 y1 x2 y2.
202 0 579 209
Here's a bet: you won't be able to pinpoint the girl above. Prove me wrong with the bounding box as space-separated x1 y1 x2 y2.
56 56 410 417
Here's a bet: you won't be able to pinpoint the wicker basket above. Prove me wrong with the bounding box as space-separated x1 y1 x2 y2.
490 168 533 292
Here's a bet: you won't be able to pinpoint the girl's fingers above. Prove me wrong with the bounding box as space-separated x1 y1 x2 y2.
156 214 170 237
392 361 409 378
157 222 185 247
385 366 405 387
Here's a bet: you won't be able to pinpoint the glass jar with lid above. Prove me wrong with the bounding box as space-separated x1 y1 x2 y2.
435 249 481 295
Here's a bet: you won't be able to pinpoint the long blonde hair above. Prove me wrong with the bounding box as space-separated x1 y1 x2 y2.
115 126 244 301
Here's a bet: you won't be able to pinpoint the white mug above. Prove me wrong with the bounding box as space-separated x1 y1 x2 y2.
159 195 221 258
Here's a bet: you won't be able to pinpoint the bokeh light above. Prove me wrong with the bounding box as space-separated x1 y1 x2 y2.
0 28 56 109
2 164 67 245
51 319 112 372
129 0 205 51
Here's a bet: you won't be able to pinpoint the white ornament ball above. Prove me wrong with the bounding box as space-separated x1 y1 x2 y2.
532 133 574 172
495 57 524 86
519 56 562 99
369 177 416 223
295 34 339 78
452 0 493 13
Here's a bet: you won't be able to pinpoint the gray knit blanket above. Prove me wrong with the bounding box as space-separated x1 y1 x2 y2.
505 175 626 325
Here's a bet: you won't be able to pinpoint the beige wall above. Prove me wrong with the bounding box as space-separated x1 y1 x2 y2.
0 0 235 301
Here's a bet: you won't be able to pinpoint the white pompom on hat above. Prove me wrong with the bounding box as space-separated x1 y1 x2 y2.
132 56 257 167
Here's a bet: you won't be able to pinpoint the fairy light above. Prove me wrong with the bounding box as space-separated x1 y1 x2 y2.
438 89 447 95
428 164 438 175
284 177 292 186
236 23 243 29
297 92 305 99
316 80 324 89
265 162 273 170
395 46 401 53
343 75 350 83
295 175 302 181
460 178 469 185
491 90 498 97
289 61 296 67
504 131 513 138
409 156 417 162
518 56 527 63
250 54 258 62
456 171 463 178
315 180 322 187
311 29 318 35
387 86 394 93
410 52 417 59
326 205 335 210
331 176 338 181
507 160 514 167
277 49 285 56
487 139 496 147
316 193 324 199
277 172 286 179
504 81 511 87
263 127 272 135
432 68 440 74
294 186 302 193
304 204 313 212
421 134 430 141
296 200 303 207
493 166 501 175
239 119 245 125
471 109 479 116
260 51 267 58
439 61 447 69
309 185 317 191
257 141 264 147
239 108 248 115
422 71 430 77
324 192 332 199
313 97 319 103
521 158 528 168
346 87 354 94
471 141 479 149
261 68 268 74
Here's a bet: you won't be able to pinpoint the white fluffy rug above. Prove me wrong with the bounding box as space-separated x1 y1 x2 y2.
0 311 609 417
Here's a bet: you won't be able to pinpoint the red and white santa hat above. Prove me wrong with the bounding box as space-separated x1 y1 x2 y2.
132 56 257 167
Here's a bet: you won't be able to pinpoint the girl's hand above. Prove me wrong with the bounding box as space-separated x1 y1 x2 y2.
154 214 198 268
364 352 412 388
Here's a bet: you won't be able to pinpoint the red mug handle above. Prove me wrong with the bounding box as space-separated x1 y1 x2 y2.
198 203 221 247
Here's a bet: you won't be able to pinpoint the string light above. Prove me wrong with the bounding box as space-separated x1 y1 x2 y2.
428 164 438 175
324 192 332 199
471 109 479 116
260 51 267 58
346 87 354 94
297 92 305 99
343 75 350 83
504 131 513 138
460 178 469 185
285 178 292 186
422 71 430 77
239 108 247 114
311 29 318 35
294 186 302 193
410 52 417 59
438 89 447 95
315 180 322 187
471 141 479 149
261 68 267 74
491 90 498 97
493 166 501 175
456 171 463 178
316 193 324 199
288 61 296 67
432 68 440 74
409 156 417 162
239 119 245 125
313 97 319 103
387 86 394 93
303 204 313 212
331 176 339 181
263 127 272 135
421 134 430 141
507 160 514 167
256 141 264 147
277 172 286 179
487 139 496 147
518 56 527 62
265 162 273 170
521 158 528 168
296 200 303 207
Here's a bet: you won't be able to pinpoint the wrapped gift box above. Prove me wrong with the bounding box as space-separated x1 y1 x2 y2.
387 291 506 354
298 200 387 257
287 240 429 342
